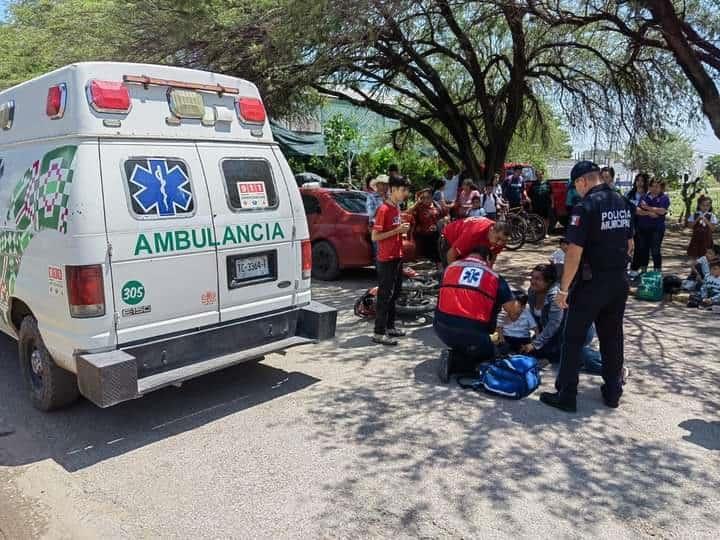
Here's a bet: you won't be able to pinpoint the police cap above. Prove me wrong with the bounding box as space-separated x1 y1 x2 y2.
570 160 600 183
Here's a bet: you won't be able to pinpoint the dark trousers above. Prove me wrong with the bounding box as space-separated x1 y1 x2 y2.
634 228 665 271
556 274 629 400
374 259 403 335
433 318 495 371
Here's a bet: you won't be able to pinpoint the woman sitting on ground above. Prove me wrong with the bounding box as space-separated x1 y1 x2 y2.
520 264 564 362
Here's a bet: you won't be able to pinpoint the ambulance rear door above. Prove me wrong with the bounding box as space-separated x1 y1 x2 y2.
196 142 297 322
99 140 221 344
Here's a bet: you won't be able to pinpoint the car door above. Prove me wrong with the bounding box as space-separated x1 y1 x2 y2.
99 140 220 344
196 142 297 322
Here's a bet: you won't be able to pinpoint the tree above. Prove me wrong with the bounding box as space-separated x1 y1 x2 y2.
526 0 720 140
323 114 361 182
291 0 687 182
625 130 694 185
706 155 720 182
679 174 709 222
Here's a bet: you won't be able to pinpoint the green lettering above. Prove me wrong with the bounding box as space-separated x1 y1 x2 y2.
153 232 174 253
191 228 207 249
272 222 284 240
223 226 237 245
250 223 263 241
134 234 152 256
208 227 220 246
236 225 250 243
175 230 191 250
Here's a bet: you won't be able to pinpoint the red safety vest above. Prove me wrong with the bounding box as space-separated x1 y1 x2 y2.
438 257 499 323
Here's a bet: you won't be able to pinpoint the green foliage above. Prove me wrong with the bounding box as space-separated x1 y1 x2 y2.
323 114 360 181
626 131 695 186
0 0 125 89
507 108 573 174
706 154 720 182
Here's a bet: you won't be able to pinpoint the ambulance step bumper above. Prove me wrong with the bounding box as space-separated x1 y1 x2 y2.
75 303 336 408
137 335 314 395
77 335 315 407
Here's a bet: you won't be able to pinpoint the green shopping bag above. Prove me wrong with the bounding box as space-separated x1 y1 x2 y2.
635 271 663 301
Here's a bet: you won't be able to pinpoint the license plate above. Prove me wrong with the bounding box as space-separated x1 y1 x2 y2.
234 254 270 281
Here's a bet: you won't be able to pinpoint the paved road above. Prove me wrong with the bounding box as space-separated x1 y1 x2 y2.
1 235 719 538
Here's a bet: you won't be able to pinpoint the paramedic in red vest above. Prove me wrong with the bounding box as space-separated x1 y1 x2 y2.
440 217 511 267
434 245 522 366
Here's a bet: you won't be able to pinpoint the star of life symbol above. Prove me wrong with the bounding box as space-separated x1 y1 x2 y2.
458 266 484 287
129 159 193 216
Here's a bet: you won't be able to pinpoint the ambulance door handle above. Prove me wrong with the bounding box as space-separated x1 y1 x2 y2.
277 281 291 289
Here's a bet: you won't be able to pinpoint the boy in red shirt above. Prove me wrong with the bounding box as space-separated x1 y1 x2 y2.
371 176 411 345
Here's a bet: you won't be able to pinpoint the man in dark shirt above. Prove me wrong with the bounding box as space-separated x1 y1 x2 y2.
540 161 634 413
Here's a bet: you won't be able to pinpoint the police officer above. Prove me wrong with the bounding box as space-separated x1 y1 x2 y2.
540 161 634 412
434 245 521 382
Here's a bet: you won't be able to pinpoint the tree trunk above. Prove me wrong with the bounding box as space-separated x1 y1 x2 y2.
644 0 720 140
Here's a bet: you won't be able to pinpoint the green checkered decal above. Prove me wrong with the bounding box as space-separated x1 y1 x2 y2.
0 146 77 319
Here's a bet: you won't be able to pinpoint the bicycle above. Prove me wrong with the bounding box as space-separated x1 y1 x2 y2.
504 206 547 245
497 207 527 251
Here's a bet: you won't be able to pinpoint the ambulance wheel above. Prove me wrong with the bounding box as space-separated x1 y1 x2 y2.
312 241 340 281
19 316 79 411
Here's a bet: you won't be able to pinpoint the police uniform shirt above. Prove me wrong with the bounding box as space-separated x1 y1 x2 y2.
566 184 634 273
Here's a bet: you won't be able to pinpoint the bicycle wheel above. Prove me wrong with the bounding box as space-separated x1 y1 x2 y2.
525 213 547 244
503 215 526 251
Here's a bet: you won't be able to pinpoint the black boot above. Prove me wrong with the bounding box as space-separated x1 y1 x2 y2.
540 391 577 413
600 385 621 408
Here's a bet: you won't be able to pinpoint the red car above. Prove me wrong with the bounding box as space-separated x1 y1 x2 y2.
300 188 416 280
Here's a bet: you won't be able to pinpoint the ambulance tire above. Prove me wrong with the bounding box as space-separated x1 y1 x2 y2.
19 316 79 411
312 241 340 281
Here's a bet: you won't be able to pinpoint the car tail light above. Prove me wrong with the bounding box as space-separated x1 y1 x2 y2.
236 97 266 124
67 265 106 318
301 240 312 280
86 80 131 114
46 84 67 119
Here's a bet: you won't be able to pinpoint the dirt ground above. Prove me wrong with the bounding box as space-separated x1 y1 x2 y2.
0 229 718 539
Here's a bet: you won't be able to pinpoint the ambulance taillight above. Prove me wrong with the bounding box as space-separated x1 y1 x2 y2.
46 84 67 119
66 265 106 318
86 80 131 114
236 97 266 124
301 240 312 280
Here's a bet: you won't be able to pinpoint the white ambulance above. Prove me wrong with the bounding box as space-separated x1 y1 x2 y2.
0 62 336 410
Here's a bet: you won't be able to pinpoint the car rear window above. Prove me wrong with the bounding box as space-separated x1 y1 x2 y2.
332 192 367 214
221 159 278 211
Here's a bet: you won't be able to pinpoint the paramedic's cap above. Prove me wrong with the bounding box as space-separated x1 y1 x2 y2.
570 161 600 183
370 174 390 189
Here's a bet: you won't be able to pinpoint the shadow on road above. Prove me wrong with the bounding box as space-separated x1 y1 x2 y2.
0 333 319 472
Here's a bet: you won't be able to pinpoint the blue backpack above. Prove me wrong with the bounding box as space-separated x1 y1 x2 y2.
459 355 541 399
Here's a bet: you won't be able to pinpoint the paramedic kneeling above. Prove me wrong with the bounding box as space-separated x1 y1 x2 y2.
540 161 634 413
434 246 521 380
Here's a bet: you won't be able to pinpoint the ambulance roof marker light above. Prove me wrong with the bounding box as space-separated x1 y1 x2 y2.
46 83 68 120
86 80 132 114
236 97 266 124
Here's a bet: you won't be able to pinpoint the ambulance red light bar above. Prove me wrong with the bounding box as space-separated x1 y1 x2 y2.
236 97 266 124
46 83 68 119
86 80 131 114
123 75 239 96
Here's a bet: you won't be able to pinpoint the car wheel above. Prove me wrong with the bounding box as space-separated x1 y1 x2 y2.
312 241 340 281
19 316 79 411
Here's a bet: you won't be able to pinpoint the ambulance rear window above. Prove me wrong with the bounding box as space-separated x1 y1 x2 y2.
221 159 278 211
123 158 195 219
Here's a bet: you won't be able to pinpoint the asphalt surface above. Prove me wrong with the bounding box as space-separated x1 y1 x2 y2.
1 232 719 539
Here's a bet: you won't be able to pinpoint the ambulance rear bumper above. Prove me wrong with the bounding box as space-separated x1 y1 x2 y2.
75 302 336 408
